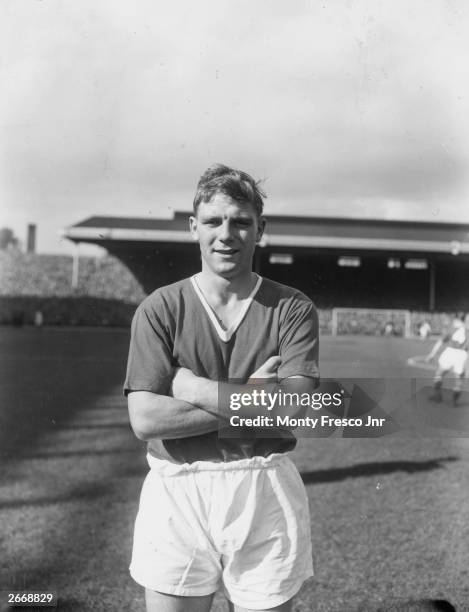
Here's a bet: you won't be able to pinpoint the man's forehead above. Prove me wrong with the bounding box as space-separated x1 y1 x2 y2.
197 194 257 217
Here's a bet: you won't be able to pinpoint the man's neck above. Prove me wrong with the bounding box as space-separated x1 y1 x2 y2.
196 269 258 304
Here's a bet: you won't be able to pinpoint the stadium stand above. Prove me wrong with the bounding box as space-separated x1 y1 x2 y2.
0 250 459 334
0 251 145 326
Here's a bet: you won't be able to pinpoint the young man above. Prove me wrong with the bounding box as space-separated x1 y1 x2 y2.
426 312 468 406
124 164 319 612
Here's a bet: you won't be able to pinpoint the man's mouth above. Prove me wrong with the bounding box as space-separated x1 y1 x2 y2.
214 249 238 255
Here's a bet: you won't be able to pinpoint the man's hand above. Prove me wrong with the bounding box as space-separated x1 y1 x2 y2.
167 357 317 425
248 355 281 382
170 357 282 404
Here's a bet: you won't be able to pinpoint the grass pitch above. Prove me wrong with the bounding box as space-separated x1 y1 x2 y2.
1 329 468 611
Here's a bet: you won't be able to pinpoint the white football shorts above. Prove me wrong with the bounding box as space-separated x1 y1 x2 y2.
130 452 313 610
438 347 468 376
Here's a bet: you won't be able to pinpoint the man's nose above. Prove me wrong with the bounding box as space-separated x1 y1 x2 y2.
218 220 234 242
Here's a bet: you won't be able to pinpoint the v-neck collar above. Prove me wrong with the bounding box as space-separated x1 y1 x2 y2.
190 274 263 343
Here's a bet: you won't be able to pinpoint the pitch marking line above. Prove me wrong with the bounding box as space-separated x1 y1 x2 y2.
407 356 435 371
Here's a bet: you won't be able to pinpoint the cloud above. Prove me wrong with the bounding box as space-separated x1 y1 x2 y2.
2 0 469 253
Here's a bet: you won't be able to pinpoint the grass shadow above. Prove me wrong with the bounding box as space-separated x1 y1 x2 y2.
300 457 459 485
0 328 130 462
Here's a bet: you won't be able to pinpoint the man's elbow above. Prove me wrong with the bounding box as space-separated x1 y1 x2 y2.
127 392 165 441
129 421 151 441
128 408 153 441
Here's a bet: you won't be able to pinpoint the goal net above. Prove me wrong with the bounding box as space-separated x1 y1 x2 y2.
331 308 412 337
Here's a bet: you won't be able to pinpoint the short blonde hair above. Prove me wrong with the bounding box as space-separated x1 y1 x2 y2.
193 163 266 218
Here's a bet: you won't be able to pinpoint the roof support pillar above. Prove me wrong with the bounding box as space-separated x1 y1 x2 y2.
72 243 80 289
429 261 435 311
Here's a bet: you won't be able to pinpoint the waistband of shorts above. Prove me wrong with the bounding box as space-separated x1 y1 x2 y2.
146 452 290 475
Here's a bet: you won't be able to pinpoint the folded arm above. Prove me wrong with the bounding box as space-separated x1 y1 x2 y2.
170 358 318 425
128 356 318 440
127 356 294 440
128 391 221 441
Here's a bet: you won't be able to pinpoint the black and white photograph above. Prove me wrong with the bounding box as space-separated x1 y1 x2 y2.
1 1 469 611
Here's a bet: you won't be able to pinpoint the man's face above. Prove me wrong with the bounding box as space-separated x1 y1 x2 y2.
189 192 265 279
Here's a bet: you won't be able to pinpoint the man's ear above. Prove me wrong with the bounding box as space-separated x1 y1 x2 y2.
256 216 266 243
189 216 198 241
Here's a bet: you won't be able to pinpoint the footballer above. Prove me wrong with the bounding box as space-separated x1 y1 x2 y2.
124 164 319 612
426 312 468 405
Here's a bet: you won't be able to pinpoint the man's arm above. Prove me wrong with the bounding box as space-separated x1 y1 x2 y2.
426 337 445 361
127 356 284 440
128 392 221 441
170 364 318 422
125 299 225 441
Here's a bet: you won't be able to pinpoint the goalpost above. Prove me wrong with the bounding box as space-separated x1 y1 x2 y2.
331 307 412 338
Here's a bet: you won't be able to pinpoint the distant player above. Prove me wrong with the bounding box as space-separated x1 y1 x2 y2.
426 312 468 405
383 321 395 337
124 164 319 612
418 320 431 340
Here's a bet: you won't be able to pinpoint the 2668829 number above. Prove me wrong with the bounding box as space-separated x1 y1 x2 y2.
3 591 57 607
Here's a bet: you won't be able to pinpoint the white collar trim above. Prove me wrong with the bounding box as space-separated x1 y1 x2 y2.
190 274 263 342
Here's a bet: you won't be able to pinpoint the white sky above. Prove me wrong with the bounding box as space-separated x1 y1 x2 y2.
1 0 469 255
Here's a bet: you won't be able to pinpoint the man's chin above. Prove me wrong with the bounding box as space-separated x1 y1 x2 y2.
216 265 238 277
212 263 247 278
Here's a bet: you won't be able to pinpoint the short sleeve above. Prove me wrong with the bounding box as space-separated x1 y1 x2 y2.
277 296 319 381
123 299 174 396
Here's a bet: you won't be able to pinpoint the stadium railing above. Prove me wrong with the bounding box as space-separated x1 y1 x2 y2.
331 308 412 337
